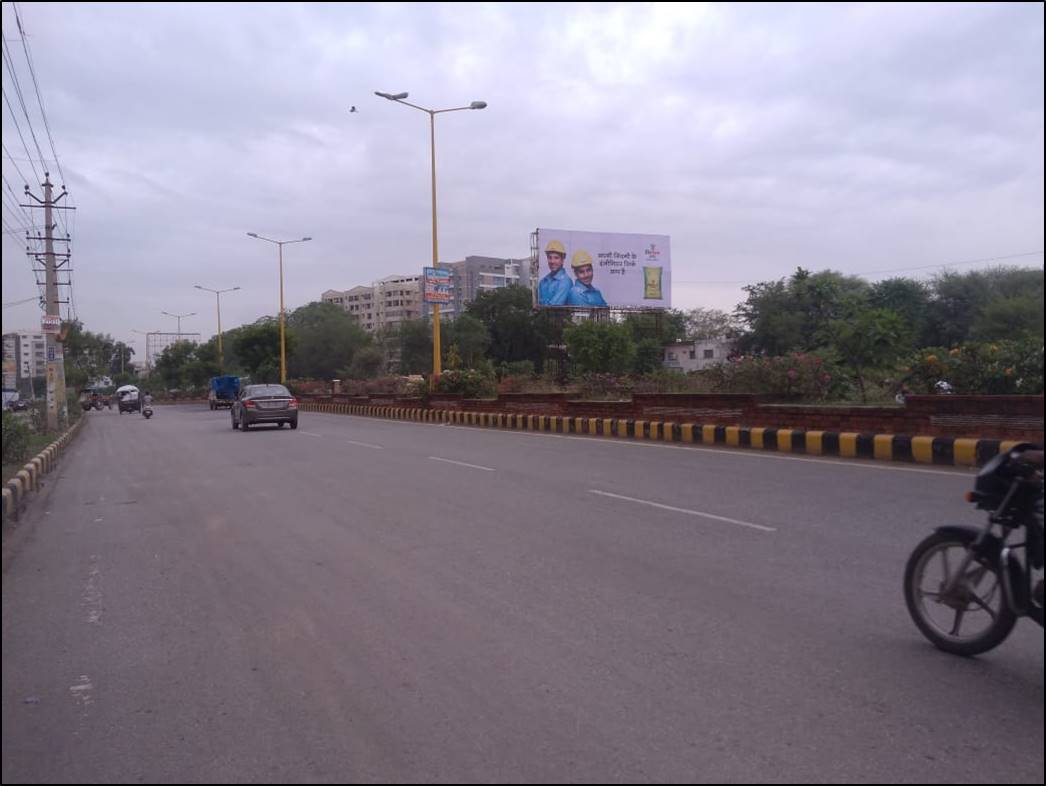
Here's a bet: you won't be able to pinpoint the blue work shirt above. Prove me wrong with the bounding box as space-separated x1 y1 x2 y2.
538 268 572 306
567 281 608 307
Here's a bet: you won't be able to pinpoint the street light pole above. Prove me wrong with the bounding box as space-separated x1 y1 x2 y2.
194 285 240 371
161 310 196 338
246 233 311 384
374 90 487 385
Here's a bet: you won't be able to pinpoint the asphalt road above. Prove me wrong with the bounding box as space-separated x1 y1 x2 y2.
2 404 1043 783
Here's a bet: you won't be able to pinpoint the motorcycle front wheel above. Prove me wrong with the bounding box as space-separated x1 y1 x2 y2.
904 530 1017 656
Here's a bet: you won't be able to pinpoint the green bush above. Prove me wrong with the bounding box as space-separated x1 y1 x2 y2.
702 352 846 400
434 368 497 399
2 411 30 466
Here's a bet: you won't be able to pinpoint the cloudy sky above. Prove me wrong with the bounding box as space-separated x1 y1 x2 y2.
2 2 1043 347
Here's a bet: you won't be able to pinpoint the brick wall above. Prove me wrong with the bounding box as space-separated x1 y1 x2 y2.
300 392 1043 440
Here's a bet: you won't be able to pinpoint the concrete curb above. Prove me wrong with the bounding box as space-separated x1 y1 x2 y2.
298 401 1026 468
3 415 87 526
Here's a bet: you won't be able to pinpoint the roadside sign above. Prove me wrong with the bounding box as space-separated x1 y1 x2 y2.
41 315 61 333
423 267 452 304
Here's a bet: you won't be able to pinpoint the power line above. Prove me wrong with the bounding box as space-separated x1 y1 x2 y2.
1 88 41 185
3 172 36 228
1 37 46 169
13 2 65 187
2 141 32 187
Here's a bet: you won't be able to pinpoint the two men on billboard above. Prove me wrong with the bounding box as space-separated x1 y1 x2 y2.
538 240 607 307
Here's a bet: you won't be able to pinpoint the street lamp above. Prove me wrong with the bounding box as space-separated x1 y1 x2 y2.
194 284 240 371
246 232 312 384
374 89 487 384
161 310 196 337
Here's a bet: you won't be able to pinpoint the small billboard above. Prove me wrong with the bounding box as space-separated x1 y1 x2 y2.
423 267 453 305
535 228 670 309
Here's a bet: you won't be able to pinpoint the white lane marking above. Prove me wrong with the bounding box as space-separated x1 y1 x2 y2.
345 439 384 450
304 413 970 477
82 555 103 624
428 456 495 472
69 675 94 710
588 489 777 533
299 431 324 438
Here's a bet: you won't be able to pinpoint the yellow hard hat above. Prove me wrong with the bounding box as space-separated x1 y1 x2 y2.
545 239 566 256
571 250 593 269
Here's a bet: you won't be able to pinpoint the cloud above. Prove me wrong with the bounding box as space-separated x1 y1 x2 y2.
3 2 1042 340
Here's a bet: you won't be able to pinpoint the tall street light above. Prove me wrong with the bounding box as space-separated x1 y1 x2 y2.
374 90 487 384
194 284 240 371
161 310 196 337
246 232 311 384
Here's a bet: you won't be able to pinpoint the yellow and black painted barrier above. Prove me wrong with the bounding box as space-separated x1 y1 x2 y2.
297 401 1027 468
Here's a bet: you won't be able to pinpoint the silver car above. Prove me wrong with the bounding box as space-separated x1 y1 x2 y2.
231 384 299 431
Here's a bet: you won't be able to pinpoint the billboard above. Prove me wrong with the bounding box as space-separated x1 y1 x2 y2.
423 267 452 304
535 228 670 309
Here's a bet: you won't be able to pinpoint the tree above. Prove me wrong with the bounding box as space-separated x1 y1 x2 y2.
868 278 930 349
682 307 742 340
974 293 1044 341
233 319 285 382
107 341 136 376
347 346 384 379
633 338 664 374
563 320 636 375
623 310 687 345
824 307 907 402
153 340 199 390
923 267 1043 346
443 314 490 369
736 268 868 355
286 301 371 379
396 319 432 375
465 285 547 368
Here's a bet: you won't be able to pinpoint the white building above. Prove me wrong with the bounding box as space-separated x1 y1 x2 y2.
663 338 737 372
322 274 422 334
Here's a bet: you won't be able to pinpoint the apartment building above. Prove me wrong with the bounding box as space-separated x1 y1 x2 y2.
322 274 422 334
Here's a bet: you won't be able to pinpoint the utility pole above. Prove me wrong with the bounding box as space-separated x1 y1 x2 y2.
23 173 74 431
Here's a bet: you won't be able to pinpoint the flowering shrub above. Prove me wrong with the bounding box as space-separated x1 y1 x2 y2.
903 340 1043 395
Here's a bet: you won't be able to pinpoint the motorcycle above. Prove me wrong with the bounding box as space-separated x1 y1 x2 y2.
904 444 1044 656
142 406 153 420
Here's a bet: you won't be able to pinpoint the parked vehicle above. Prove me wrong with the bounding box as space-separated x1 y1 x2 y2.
904 444 1044 655
231 384 298 431
209 375 241 410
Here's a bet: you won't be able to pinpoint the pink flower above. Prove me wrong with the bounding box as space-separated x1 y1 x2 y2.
787 369 798 380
